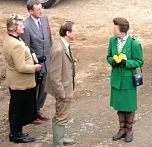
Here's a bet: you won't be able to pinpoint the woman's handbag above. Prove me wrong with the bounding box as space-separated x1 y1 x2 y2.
133 67 143 86
131 38 143 86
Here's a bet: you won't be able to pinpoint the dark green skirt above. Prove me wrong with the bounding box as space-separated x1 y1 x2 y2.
110 87 137 112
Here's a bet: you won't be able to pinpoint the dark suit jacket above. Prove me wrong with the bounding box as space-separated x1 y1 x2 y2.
20 16 52 73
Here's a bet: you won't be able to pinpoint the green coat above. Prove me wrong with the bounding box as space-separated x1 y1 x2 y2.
107 36 144 111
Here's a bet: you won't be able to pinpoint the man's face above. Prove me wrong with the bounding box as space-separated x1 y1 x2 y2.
67 25 77 40
113 25 123 38
30 4 43 19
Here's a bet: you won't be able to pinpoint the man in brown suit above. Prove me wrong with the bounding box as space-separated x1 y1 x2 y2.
45 21 77 147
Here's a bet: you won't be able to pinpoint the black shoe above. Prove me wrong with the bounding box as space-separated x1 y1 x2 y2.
9 132 29 142
9 134 35 143
19 132 29 138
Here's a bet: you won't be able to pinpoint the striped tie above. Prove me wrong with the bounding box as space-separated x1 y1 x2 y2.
117 39 124 54
38 20 42 32
38 20 44 39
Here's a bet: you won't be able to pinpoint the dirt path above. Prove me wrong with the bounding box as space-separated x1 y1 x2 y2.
1 0 152 147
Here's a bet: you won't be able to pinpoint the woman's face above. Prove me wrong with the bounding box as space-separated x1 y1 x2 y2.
16 21 24 35
113 25 123 38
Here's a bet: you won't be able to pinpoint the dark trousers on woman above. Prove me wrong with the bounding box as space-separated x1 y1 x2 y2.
9 88 37 143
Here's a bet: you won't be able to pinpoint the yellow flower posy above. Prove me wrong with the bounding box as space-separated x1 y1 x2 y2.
113 53 126 63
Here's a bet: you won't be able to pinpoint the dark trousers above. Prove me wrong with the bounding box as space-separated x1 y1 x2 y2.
9 88 37 135
36 72 47 114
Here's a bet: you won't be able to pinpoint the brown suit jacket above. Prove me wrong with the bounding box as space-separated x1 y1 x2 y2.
45 38 74 98
3 34 36 90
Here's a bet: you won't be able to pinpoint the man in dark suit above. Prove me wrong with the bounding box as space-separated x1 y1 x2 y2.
21 0 52 124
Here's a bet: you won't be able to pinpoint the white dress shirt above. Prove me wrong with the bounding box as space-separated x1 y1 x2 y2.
31 15 41 29
117 34 129 47
60 37 70 55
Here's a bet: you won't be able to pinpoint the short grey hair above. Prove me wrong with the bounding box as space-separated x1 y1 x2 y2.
27 0 41 11
7 13 25 32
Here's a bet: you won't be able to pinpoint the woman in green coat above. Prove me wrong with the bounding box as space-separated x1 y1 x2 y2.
107 17 144 142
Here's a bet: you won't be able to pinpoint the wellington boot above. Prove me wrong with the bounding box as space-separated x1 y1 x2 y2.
63 137 75 146
52 118 65 147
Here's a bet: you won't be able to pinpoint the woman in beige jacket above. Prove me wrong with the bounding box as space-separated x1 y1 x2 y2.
3 13 41 143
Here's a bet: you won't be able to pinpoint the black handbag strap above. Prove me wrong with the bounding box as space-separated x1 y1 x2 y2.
139 67 142 73
131 37 142 73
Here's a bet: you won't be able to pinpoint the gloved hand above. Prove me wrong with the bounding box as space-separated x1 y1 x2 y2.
121 59 126 66
112 60 121 67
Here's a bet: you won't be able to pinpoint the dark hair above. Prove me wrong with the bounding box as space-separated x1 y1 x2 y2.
59 21 75 37
113 17 129 33
27 0 41 11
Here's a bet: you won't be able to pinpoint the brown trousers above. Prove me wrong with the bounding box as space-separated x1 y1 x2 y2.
54 97 72 126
